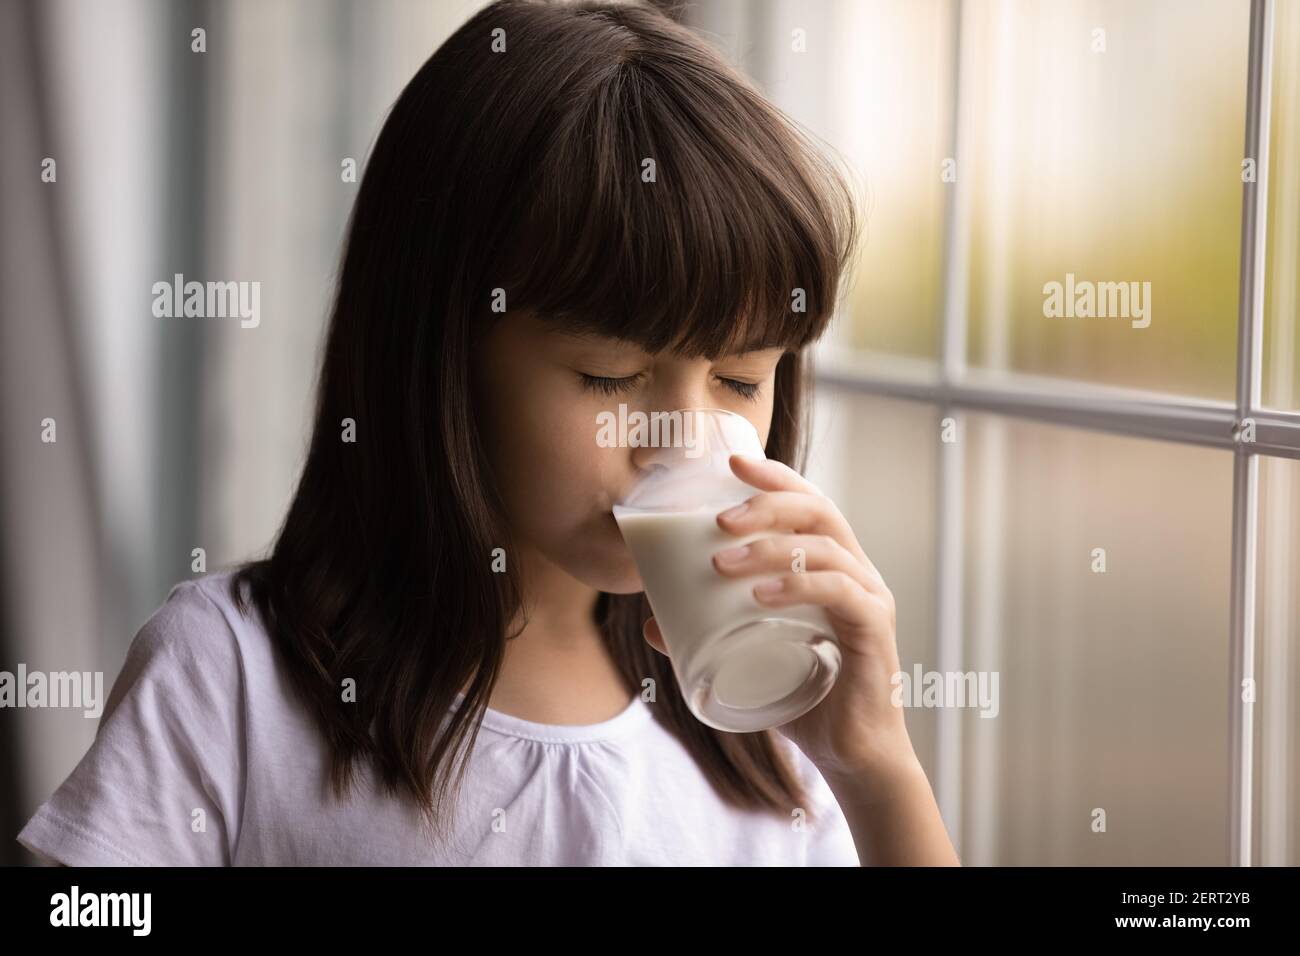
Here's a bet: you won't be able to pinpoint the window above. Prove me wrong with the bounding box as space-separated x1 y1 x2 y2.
711 0 1300 864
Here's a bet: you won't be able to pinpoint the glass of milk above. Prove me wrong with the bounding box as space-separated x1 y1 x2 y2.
612 408 841 732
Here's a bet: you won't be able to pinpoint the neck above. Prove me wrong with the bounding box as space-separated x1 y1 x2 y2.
460 546 632 724
508 546 602 642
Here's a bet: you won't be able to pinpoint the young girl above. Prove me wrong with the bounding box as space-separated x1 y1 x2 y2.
17 0 957 867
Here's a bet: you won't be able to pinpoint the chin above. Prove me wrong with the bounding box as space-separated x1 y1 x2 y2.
558 513 647 593
603 573 647 595
569 550 645 595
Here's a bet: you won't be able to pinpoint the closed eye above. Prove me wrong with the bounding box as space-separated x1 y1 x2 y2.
577 372 761 401
720 378 761 401
578 372 644 396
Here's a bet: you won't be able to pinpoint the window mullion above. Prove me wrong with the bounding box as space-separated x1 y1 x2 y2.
1229 0 1275 868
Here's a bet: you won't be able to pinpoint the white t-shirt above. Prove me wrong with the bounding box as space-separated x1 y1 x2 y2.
17 570 860 866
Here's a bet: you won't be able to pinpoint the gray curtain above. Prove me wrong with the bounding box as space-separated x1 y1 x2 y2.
1 0 494 866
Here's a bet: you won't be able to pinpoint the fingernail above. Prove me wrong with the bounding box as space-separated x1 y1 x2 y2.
754 579 784 597
718 502 748 521
715 545 749 563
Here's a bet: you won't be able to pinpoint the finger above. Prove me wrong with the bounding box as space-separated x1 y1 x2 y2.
642 616 668 656
717 490 831 535
716 489 878 579
711 532 878 594
751 569 889 634
727 454 823 496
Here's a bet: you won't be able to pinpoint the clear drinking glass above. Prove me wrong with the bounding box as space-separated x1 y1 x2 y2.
612 407 841 732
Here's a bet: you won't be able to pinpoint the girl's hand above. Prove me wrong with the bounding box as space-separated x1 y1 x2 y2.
641 453 918 782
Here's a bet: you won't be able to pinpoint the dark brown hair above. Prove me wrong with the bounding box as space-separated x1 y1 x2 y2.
230 0 859 840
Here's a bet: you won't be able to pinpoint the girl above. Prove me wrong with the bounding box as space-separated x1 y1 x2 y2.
17 0 958 866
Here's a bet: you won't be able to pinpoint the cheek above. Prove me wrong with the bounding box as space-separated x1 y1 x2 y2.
753 397 776 449
488 399 606 536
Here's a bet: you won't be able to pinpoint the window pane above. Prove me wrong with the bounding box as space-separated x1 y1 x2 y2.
806 390 940 771
1253 456 1300 865
1263 0 1300 410
960 413 1233 864
754 0 950 360
962 0 1249 400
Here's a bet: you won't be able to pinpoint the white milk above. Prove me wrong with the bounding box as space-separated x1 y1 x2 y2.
615 508 833 711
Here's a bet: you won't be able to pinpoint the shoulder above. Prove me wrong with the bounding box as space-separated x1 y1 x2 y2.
773 735 861 866
140 570 246 648
97 570 258 729
774 735 831 812
107 569 251 718
124 572 248 675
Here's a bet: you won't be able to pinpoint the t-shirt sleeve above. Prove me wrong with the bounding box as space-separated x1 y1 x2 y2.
16 580 247 866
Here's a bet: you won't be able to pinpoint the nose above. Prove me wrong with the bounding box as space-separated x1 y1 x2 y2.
628 443 672 473
642 360 716 418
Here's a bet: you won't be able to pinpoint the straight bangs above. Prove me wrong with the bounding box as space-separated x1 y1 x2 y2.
490 37 860 359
